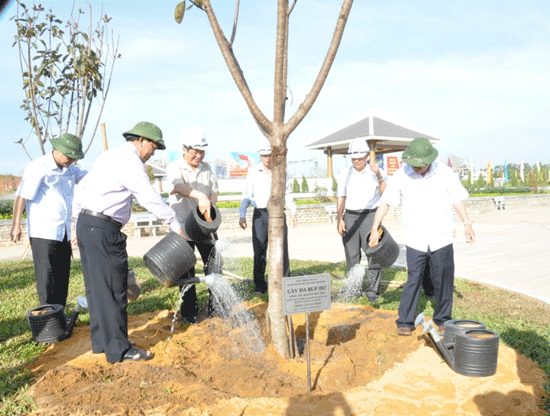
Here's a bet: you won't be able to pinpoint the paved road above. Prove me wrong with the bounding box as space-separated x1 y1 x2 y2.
0 192 16 200
2 206 549 305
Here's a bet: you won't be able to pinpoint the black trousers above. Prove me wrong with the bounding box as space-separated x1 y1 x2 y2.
30 234 71 307
178 240 214 320
397 244 455 329
252 208 290 293
342 211 382 296
77 213 130 363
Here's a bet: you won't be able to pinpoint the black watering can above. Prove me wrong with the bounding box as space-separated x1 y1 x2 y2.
26 296 88 344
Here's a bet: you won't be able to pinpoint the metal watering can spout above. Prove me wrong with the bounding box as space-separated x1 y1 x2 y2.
415 313 455 370
66 296 88 338
199 274 219 287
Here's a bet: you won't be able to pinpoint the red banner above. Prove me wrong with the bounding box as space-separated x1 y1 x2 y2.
386 156 401 175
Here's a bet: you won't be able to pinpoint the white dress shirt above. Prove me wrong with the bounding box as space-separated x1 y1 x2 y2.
239 163 296 218
74 142 181 232
17 152 87 241
337 165 388 210
166 157 218 224
381 160 469 252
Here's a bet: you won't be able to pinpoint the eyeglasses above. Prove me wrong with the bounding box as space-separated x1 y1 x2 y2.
187 148 206 156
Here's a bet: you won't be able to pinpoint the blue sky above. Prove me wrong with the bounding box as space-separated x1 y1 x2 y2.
1 0 549 176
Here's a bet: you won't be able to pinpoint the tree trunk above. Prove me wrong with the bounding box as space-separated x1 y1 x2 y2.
266 135 290 357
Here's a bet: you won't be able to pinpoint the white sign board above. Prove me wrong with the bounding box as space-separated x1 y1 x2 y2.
283 274 331 315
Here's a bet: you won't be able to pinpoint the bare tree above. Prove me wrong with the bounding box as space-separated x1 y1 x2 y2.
176 0 354 357
12 0 119 158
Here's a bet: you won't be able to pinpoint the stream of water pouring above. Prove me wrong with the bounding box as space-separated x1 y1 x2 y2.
167 237 265 356
335 264 366 300
168 284 194 341
208 273 266 355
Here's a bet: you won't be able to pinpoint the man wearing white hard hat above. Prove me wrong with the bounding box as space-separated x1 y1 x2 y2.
239 138 298 295
336 137 388 302
166 127 218 323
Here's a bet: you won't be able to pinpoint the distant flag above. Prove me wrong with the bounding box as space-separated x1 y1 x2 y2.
447 157 452 168
519 160 525 182
503 160 508 182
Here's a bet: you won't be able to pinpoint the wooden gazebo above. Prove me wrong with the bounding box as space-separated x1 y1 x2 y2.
305 114 440 177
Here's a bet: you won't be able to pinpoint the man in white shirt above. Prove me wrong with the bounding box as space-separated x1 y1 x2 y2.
166 127 218 323
11 133 87 308
337 138 388 302
75 122 185 363
369 138 475 336
239 139 298 295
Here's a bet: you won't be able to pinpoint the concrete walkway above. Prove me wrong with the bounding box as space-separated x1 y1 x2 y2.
2 206 549 305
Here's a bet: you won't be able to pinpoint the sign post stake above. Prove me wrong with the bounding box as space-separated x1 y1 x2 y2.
306 312 311 391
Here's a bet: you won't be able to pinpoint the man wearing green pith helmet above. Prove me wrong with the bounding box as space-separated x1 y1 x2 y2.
369 138 475 337
75 122 186 363
11 133 87 308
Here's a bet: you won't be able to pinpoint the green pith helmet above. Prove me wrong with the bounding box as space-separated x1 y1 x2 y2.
50 133 84 160
123 122 166 150
402 138 438 167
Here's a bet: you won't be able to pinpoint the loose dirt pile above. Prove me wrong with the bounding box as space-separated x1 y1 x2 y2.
27 303 546 415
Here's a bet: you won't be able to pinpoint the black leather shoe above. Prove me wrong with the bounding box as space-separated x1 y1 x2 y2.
181 316 198 324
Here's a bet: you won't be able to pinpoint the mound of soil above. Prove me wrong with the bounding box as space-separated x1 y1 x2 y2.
27 303 546 415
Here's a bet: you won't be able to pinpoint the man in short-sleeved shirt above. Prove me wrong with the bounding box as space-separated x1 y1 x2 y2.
369 138 475 336
336 138 388 302
166 127 218 323
239 139 297 295
11 133 86 307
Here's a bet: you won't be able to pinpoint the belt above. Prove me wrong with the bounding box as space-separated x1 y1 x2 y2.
81 209 123 229
345 208 375 216
254 207 268 211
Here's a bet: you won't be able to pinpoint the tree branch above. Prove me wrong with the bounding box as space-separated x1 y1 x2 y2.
284 0 353 135
229 0 240 46
273 0 289 129
288 0 297 15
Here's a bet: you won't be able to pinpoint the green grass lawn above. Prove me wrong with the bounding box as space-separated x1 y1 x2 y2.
0 257 549 415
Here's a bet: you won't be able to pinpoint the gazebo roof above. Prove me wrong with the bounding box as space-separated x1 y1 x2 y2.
305 114 441 155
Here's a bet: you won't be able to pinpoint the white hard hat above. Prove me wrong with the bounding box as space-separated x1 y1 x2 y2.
257 138 272 155
180 127 209 150
348 138 369 158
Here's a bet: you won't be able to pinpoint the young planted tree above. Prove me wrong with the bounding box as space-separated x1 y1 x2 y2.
12 0 119 159
175 0 354 357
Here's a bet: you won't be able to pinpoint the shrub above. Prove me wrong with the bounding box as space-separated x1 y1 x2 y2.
0 200 19 220
292 178 300 193
301 175 309 193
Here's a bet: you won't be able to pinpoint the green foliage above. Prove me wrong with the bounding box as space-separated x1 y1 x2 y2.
475 173 486 188
0 200 19 220
12 0 119 156
292 178 300 193
312 184 328 196
332 177 338 193
301 175 309 193
216 201 241 209
146 165 155 184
